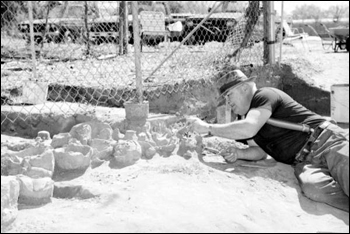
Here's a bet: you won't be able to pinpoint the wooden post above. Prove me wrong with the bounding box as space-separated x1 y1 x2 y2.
132 2 142 103
84 1 90 55
123 1 128 54
263 1 268 64
118 1 123 54
119 1 128 55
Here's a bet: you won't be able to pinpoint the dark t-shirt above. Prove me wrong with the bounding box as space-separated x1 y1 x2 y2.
246 87 325 164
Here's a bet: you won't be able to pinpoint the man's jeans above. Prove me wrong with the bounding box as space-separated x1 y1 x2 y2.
294 123 349 212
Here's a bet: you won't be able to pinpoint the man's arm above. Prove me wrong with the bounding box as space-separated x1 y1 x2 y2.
190 108 272 140
224 140 267 163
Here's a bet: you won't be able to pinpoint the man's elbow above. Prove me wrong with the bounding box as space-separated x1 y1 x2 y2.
260 152 268 160
243 124 260 139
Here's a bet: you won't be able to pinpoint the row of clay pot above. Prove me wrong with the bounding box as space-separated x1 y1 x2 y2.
1 119 206 232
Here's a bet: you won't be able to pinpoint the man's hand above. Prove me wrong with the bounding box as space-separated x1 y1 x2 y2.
221 146 239 163
186 116 210 135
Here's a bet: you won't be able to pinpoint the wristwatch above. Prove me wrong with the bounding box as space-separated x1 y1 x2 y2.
208 124 213 135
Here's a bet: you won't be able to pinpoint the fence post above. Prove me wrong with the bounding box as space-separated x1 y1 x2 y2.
123 1 128 54
84 1 91 55
27 1 37 80
119 1 128 55
279 1 284 66
263 1 275 65
131 2 142 103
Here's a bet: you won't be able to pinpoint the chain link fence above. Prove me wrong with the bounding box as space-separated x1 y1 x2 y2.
2 1 269 134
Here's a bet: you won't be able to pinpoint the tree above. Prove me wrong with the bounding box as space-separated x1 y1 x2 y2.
325 5 349 22
168 1 184 13
1 1 26 28
182 2 208 14
291 4 326 21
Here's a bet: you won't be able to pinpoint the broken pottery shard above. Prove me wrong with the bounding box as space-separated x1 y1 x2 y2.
112 128 125 141
142 122 153 140
124 130 138 141
37 131 51 141
27 150 54 172
1 176 20 232
151 133 170 146
138 141 157 159
5 156 23 176
53 144 92 171
97 127 112 140
183 150 195 160
24 167 53 179
156 143 177 157
138 132 147 142
51 132 72 149
90 139 115 161
82 121 113 140
6 145 47 159
16 175 54 206
4 146 54 179
113 140 142 167
69 123 92 145
145 147 157 159
23 149 55 178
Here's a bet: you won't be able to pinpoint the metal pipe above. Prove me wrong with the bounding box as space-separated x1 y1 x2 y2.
268 1 275 64
28 1 37 80
267 118 313 133
132 1 142 103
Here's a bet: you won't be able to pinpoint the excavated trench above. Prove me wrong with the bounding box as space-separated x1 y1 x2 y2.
1 62 331 139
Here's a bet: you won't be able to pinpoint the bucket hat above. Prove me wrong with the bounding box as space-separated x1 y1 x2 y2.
217 69 256 105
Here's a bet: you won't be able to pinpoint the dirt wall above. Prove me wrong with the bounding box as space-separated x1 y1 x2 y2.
1 63 332 138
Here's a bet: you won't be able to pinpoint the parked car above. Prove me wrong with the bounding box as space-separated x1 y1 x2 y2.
18 1 99 44
181 1 245 45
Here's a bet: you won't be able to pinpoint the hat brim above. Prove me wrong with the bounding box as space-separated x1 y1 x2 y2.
217 76 256 106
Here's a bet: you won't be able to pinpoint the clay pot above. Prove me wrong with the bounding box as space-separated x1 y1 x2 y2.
124 101 149 133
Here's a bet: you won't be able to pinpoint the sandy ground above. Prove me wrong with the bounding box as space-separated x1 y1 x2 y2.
279 38 349 91
2 39 350 233
4 153 349 233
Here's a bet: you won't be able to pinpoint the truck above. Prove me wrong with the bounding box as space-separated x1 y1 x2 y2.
18 1 99 44
181 1 263 45
88 1 189 45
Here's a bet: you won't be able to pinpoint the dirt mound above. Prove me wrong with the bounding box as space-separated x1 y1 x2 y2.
6 153 349 233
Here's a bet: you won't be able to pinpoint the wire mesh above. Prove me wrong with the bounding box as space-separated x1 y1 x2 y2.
1 1 266 132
